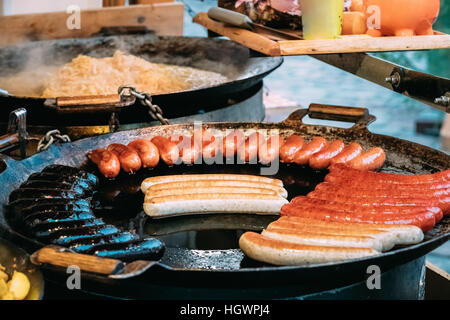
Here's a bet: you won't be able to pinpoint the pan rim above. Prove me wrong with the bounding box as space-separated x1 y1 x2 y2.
0 118 449 275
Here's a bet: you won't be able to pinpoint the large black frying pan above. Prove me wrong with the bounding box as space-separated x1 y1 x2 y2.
0 34 283 127
0 105 448 299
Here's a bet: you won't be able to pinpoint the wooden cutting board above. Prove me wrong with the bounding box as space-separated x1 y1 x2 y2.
0 3 184 47
193 12 450 57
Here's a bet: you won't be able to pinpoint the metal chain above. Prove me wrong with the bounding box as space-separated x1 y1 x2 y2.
119 86 170 125
37 130 71 152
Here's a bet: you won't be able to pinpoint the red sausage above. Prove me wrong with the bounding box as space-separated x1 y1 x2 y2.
222 130 245 158
307 190 450 215
280 204 436 232
170 135 201 165
259 135 285 164
279 135 305 163
128 139 160 168
329 142 363 166
347 147 386 171
328 163 450 184
151 136 180 166
293 137 328 165
237 132 264 163
107 144 142 174
309 139 345 170
195 129 221 161
325 176 450 191
314 182 450 198
290 196 443 222
88 149 121 179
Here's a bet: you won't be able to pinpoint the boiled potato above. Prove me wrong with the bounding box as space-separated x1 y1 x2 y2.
1 291 15 300
0 264 7 282
7 271 30 300
0 279 7 298
0 270 7 282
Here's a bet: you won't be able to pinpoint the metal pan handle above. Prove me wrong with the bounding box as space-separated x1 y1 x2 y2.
43 94 136 114
283 103 376 130
30 245 124 276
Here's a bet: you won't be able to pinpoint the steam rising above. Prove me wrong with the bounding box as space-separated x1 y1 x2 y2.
0 35 251 98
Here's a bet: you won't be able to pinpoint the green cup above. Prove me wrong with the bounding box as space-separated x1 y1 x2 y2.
301 0 345 40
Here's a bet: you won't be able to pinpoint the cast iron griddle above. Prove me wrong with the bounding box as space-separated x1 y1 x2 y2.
0 106 448 299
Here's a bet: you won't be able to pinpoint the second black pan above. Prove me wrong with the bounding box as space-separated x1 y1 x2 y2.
0 34 283 126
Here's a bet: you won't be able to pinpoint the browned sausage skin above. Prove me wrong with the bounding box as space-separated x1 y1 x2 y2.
293 136 328 165
151 136 180 166
280 135 305 163
88 149 121 179
223 130 245 158
107 144 142 174
259 135 285 165
238 132 265 163
128 139 160 168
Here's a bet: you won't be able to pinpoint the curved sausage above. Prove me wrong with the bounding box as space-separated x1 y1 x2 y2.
280 204 436 232
197 130 221 161
107 144 142 174
141 173 284 193
238 132 265 163
293 137 328 165
170 135 201 165
309 139 345 170
128 139 160 168
88 149 121 179
314 182 450 198
347 147 386 171
222 130 245 158
329 142 363 166
325 176 450 191
289 196 443 222
307 191 449 216
239 232 379 266
151 136 180 166
279 135 305 163
259 135 285 165
328 163 450 184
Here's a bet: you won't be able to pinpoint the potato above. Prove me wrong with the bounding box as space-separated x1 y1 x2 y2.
0 270 8 282
1 291 15 300
7 271 30 300
0 279 7 298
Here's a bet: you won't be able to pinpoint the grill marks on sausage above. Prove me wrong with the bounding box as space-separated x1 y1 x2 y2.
8 165 165 261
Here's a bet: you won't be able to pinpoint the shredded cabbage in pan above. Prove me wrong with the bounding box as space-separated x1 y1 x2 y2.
0 51 229 98
41 51 229 98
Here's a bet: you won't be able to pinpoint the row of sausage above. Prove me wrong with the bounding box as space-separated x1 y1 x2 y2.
239 165 450 266
88 130 386 178
282 164 450 232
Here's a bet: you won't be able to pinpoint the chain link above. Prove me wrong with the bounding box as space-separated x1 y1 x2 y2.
37 130 71 152
119 86 170 125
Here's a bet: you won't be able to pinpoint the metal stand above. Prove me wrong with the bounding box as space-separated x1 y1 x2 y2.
312 53 450 113
0 108 28 159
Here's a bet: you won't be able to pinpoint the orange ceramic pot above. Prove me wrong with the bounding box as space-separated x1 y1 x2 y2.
363 0 440 37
